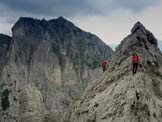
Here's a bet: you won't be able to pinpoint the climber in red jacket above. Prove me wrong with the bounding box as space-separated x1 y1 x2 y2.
132 53 139 75
101 61 107 72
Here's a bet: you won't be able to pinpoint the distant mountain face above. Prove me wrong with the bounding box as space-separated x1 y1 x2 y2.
109 43 118 51
0 34 11 69
0 17 113 122
12 17 112 69
63 22 162 122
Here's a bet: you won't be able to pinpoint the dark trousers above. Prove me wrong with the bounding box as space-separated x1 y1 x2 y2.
133 63 138 75
103 66 106 72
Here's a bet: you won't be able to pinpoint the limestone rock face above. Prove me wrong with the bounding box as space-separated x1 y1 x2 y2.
63 22 162 122
19 85 43 122
0 17 113 122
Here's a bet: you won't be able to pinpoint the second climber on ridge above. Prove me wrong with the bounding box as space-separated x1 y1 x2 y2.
101 61 108 72
132 53 140 75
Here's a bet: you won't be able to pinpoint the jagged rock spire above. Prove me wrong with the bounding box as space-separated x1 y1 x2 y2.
131 21 146 34
116 22 158 55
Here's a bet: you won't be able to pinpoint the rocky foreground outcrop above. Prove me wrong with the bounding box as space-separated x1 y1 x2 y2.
62 22 162 122
0 17 113 122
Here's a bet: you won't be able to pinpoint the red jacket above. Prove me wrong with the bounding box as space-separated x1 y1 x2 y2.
132 54 139 63
101 61 107 67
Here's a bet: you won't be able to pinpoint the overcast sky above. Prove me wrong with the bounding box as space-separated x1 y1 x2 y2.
0 0 162 47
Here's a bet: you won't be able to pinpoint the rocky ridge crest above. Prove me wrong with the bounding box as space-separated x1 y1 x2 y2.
62 22 162 122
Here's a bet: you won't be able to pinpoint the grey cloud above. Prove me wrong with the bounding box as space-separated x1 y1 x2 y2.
0 0 96 17
0 0 161 18
0 0 161 25
112 0 161 12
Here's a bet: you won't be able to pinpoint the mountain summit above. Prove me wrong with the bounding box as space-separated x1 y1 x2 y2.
131 21 147 34
117 21 158 54
62 22 162 122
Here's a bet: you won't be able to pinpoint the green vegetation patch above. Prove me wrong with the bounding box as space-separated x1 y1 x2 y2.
1 89 10 111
